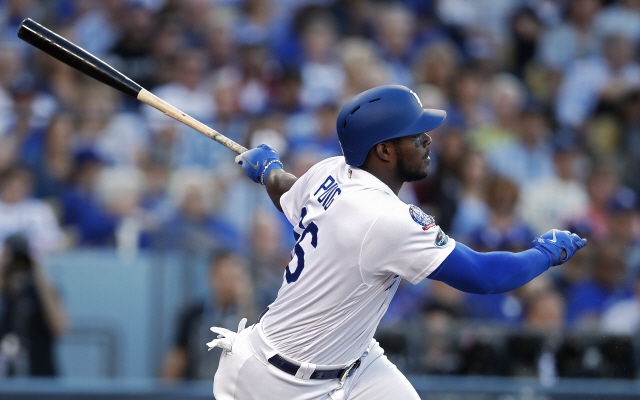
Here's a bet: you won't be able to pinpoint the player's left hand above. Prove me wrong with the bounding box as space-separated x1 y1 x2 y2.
206 318 247 353
531 229 587 266
235 144 283 185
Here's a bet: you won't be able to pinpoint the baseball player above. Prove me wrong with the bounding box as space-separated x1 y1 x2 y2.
208 85 587 399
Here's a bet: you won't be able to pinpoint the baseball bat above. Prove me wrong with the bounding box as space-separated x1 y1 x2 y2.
17 18 247 154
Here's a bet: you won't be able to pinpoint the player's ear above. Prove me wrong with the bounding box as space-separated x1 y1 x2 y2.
374 141 395 163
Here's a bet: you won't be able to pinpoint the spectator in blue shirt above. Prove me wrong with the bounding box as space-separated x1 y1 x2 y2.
61 150 118 246
566 244 633 327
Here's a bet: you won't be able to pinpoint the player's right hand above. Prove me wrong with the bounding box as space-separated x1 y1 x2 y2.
235 144 283 185
531 229 587 266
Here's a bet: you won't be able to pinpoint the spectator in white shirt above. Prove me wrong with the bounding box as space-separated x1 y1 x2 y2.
517 137 590 234
0 166 64 256
601 270 640 335
144 48 215 132
594 0 640 43
299 14 346 109
538 0 601 70
374 3 416 87
485 103 555 187
555 34 640 129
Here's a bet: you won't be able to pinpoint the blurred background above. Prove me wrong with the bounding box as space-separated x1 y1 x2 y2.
0 0 640 399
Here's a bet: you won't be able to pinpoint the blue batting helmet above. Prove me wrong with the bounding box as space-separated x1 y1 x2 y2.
336 85 447 166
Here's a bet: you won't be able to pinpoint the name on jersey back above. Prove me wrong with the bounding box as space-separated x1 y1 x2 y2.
313 176 342 210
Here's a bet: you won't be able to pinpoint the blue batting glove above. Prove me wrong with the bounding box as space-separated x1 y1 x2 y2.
235 144 283 185
531 229 587 266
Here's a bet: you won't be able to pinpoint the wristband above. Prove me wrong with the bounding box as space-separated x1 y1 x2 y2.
260 160 284 185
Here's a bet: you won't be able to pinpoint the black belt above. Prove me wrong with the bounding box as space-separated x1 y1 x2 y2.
268 354 361 382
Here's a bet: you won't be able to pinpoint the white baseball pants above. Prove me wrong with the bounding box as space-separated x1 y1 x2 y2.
212 322 420 400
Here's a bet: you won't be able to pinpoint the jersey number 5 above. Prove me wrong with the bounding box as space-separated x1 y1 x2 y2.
286 207 318 283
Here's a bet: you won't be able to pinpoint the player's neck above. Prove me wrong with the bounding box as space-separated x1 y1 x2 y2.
360 164 404 195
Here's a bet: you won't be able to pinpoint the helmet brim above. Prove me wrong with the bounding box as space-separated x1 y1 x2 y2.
399 108 447 138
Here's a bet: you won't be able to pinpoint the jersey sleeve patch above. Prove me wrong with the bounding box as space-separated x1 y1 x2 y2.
409 205 436 231
435 227 449 247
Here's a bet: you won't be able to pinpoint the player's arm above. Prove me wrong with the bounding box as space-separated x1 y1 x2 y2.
428 230 587 294
235 144 297 213
264 169 297 213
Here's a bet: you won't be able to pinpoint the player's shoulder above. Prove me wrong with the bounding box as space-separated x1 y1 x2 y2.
294 156 345 188
307 156 345 174
371 200 438 233
281 156 344 208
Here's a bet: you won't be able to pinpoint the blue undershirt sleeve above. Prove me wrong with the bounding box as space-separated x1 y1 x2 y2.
427 242 553 295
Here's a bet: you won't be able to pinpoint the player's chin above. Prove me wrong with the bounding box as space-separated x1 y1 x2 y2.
404 167 429 182
420 166 429 180
420 159 430 177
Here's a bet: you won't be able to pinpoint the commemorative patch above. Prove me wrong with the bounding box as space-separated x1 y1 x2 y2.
409 205 436 231
435 227 449 247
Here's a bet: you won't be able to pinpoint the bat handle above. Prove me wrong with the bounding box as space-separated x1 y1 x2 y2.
137 89 248 154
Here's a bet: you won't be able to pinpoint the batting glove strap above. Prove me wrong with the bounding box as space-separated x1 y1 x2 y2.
530 246 557 268
530 229 587 267
235 144 282 185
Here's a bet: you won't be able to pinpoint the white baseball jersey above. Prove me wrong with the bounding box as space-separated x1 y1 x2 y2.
261 156 456 366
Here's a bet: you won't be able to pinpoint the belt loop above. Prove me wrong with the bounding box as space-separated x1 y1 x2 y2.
302 362 316 380
295 362 313 380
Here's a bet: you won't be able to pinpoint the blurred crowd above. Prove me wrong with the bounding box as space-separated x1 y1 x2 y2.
0 0 639 381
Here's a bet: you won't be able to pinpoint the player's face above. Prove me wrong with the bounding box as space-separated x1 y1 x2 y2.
394 132 432 182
